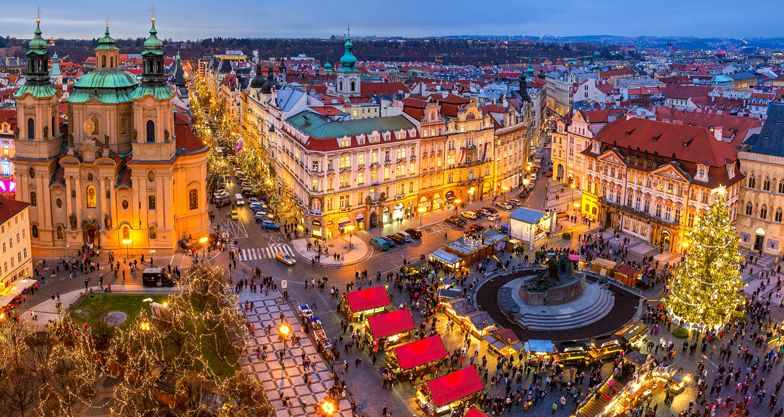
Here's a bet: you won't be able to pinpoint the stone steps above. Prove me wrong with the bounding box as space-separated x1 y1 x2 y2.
517 288 615 331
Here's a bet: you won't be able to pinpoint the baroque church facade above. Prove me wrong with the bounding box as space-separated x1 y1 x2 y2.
13 18 209 256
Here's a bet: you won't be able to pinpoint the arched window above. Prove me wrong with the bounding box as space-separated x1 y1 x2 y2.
101 55 106 68
779 180 784 194
121 226 130 241
746 202 753 216
56 225 64 240
338 81 343 91
110 57 114 67
761 205 768 220
30 192 37 207
31 225 39 239
27 118 34 140
776 209 783 223
765 177 771 191
86 185 97 208
148 195 156 210
748 176 756 188
189 189 198 210
350 80 356 92
146 120 155 143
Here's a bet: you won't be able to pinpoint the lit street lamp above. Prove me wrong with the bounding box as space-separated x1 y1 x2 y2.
502 185 510 202
278 322 291 345
320 399 337 416
453 198 462 215
199 236 209 258
417 206 426 227
345 224 355 249
122 238 133 260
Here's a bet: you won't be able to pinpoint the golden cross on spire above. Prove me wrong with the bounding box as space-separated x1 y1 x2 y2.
36 7 41 23
150 3 157 23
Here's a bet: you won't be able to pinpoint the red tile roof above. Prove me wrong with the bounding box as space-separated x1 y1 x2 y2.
599 68 635 79
174 111 208 155
309 106 345 116
426 366 484 407
664 85 712 100
361 81 409 96
393 335 448 371
0 198 29 225
655 108 761 144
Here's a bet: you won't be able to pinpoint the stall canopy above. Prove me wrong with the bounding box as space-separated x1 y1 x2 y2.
394 335 448 371
0 278 37 308
524 339 555 354
346 286 390 313
430 249 461 266
426 366 484 407
463 407 489 417
367 309 415 340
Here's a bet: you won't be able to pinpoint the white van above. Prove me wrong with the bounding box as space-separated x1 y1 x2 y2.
235 193 245 206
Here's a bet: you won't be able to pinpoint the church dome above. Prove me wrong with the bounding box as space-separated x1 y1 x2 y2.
250 63 266 89
143 19 164 54
28 20 48 51
339 36 357 72
74 70 139 89
96 27 118 51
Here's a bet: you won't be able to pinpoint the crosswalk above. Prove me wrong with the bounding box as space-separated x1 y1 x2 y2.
238 244 295 261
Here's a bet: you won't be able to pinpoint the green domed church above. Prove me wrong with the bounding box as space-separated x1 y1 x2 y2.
13 18 209 256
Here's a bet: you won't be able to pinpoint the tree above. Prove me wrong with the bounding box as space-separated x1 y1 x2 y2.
664 186 746 330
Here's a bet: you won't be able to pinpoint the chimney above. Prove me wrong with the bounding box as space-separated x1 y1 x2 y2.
714 126 723 141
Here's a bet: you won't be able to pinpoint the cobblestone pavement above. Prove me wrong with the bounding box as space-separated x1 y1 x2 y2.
238 290 352 417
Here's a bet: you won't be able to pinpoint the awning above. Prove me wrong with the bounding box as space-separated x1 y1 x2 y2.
356 213 365 222
464 407 489 417
445 190 456 199
394 335 448 371
367 309 415 340
338 217 351 228
524 339 555 354
426 366 484 407
0 278 37 308
430 249 461 266
346 286 390 313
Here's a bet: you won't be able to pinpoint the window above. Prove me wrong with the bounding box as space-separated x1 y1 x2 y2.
776 209 783 223
674 209 681 223
0 160 10 176
86 185 97 208
146 120 156 143
746 202 753 216
779 181 784 194
688 212 695 227
748 176 756 188
761 205 768 220
27 118 34 140
31 225 38 239
148 195 156 210
121 226 130 241
189 189 198 210
30 192 37 207
765 177 772 191
101 55 106 68
56 225 64 240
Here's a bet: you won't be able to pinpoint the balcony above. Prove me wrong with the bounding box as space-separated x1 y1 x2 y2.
340 206 352 212
410 155 417 161
309 208 322 216
369 162 379 168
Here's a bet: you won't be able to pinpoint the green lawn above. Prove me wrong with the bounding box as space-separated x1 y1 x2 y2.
70 294 168 328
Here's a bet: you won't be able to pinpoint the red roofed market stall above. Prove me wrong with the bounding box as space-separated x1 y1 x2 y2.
366 308 415 349
417 366 485 416
463 407 488 417
387 335 448 380
343 285 390 321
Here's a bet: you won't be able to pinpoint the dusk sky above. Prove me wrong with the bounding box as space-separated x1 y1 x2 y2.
1 0 780 40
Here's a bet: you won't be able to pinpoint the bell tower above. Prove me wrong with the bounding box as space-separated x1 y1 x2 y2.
336 28 360 97
95 20 119 70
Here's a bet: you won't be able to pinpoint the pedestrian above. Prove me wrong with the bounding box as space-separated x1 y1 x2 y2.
355 357 361 368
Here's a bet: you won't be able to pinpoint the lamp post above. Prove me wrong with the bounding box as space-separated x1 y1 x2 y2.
417 206 426 227
502 185 510 202
278 321 291 346
320 399 337 416
453 198 462 215
199 236 209 258
122 238 132 260
345 224 355 249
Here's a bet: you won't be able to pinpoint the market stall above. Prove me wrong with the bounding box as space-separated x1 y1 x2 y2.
441 298 497 338
417 366 485 416
343 286 390 321
600 354 674 416
509 207 556 247
387 335 448 381
614 321 648 350
0 278 37 315
483 328 525 356
429 249 463 270
444 229 508 266
463 407 488 417
366 309 416 350
590 257 617 276
524 339 555 365
614 264 642 287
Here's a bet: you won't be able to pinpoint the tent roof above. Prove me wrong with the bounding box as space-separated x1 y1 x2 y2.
367 309 415 339
464 407 489 417
510 207 547 224
394 335 448 371
346 286 390 313
426 366 484 407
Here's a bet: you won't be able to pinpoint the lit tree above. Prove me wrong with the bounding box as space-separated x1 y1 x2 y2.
664 186 746 330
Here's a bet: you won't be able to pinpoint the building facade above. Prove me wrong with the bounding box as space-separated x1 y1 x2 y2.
12 19 209 256
0 198 32 291
581 117 742 253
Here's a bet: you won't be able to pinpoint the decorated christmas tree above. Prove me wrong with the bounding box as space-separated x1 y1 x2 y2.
664 186 746 330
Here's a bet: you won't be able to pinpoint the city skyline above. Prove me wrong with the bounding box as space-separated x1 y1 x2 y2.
1 0 781 40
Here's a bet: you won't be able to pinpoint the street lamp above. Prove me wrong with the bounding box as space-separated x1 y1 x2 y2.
345 224 355 249
502 185 510 202
278 322 291 345
122 238 132 260
417 206 426 227
140 320 151 332
199 236 209 258
320 399 337 416
453 198 462 215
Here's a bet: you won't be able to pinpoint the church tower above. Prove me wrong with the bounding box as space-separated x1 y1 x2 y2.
130 17 175 162
95 24 120 70
335 31 360 97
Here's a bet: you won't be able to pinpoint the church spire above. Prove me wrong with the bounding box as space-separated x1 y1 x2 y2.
339 27 357 73
140 16 166 86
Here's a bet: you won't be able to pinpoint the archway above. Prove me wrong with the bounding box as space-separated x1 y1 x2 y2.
754 227 766 252
660 230 671 252
556 164 565 181
369 211 378 228
83 224 100 248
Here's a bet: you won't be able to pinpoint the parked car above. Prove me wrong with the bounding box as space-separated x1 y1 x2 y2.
397 231 413 242
241 187 255 196
481 206 498 214
379 236 397 247
465 224 486 234
261 220 280 230
370 237 391 251
254 211 273 222
275 252 296 266
248 197 261 205
461 210 478 220
215 198 230 208
545 170 553 177
508 198 521 206
405 228 422 239
230 209 239 220
477 208 492 217
234 193 245 206
446 216 466 227
494 201 513 210
487 213 501 222
387 234 406 244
